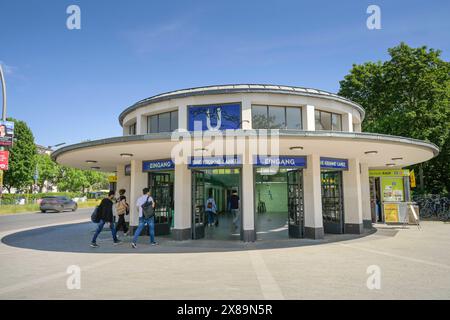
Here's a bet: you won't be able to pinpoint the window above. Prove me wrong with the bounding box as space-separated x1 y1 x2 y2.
286 107 302 129
170 111 178 131
147 111 178 133
268 106 285 129
252 105 268 129
252 105 302 130
128 123 136 135
315 110 342 131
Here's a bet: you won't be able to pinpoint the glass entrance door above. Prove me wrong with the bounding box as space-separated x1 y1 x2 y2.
149 172 174 235
287 169 304 238
192 170 206 239
321 170 344 234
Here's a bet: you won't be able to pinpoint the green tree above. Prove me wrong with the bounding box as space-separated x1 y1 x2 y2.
56 167 109 193
83 170 109 191
3 118 37 192
35 153 59 192
56 167 89 193
339 43 450 194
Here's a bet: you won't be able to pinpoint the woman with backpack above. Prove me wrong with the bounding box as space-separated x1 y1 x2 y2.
205 190 217 227
116 189 129 236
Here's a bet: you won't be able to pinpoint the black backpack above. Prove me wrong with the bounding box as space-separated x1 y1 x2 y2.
141 196 155 219
91 206 101 223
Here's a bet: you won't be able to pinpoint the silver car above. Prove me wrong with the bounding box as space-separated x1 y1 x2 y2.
40 196 78 213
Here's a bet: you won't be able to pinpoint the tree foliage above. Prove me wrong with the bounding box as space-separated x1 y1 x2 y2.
35 153 59 192
3 118 37 192
339 43 450 193
2 118 110 193
56 167 109 193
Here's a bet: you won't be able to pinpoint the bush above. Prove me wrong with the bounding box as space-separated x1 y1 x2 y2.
0 192 85 205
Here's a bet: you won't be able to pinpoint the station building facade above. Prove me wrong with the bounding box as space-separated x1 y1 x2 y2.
53 85 438 242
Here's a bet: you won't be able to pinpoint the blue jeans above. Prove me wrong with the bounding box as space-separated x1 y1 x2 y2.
132 216 155 244
206 210 215 224
92 219 118 243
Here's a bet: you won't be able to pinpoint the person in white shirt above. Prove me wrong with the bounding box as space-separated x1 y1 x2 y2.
205 190 217 227
131 187 157 248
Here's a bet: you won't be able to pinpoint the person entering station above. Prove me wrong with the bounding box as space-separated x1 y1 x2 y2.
192 168 241 240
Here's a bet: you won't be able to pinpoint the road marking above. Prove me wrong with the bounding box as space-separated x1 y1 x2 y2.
248 250 284 300
0 255 126 296
339 243 450 270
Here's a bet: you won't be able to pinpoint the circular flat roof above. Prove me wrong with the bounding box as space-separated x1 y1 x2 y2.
118 84 366 126
52 130 438 172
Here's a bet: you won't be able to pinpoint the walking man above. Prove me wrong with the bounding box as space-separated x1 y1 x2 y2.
91 190 121 248
131 188 158 248
230 190 240 230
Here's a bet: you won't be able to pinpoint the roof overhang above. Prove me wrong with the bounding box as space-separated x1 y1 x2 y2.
52 131 438 172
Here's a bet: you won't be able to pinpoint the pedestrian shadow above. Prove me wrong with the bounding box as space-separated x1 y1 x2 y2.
1 221 379 254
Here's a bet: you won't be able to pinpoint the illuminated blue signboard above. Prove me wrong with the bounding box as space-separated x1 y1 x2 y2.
254 156 307 168
188 103 241 131
142 159 175 172
320 158 348 170
188 156 242 168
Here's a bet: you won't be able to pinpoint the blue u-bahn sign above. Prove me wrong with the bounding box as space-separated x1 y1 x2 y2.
188 103 241 131
188 156 242 168
142 159 175 172
254 156 307 168
320 157 348 170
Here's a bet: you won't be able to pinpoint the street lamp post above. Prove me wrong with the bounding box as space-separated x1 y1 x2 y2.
0 64 7 196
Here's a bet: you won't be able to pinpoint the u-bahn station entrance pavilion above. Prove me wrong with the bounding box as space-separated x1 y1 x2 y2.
53 85 438 242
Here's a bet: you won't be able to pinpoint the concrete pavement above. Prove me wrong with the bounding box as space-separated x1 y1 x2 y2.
0 209 449 299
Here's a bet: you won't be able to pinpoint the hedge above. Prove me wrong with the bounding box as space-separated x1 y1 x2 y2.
0 192 86 205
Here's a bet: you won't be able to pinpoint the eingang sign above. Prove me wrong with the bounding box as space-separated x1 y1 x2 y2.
142 159 175 172
254 155 307 168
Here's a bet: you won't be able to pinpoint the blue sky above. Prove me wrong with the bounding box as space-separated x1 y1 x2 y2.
0 0 449 147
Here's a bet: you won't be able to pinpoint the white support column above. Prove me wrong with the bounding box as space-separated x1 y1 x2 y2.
342 158 363 234
343 113 353 132
302 105 315 131
241 98 252 130
242 162 256 242
173 163 192 240
129 160 147 228
303 154 324 239
360 163 372 228
136 114 146 134
178 105 188 130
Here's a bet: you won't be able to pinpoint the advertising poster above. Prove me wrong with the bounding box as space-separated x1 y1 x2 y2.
0 121 14 146
384 203 400 223
0 150 9 170
381 177 404 202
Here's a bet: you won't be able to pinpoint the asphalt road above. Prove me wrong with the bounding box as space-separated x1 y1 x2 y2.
0 208 92 232
0 210 449 299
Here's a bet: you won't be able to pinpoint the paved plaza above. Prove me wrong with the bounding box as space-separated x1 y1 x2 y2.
0 209 449 299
